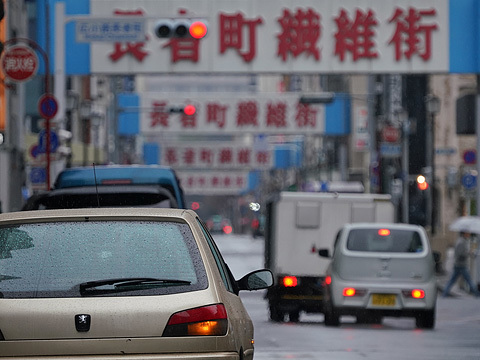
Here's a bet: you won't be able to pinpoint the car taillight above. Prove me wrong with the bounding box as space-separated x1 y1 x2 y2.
223 225 233 234
282 276 298 287
378 228 391 236
343 287 356 296
325 276 332 285
342 287 366 297
402 289 425 299
163 304 228 337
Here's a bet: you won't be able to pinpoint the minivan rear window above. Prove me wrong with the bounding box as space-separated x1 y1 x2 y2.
0 221 207 298
346 228 424 253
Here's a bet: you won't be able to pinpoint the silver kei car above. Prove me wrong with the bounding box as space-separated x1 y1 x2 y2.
0 208 273 359
319 223 437 329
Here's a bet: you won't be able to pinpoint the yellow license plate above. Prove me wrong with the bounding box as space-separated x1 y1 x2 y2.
371 294 396 306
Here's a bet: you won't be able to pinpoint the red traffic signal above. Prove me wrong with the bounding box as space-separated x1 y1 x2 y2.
154 19 208 39
416 175 429 190
191 201 200 210
183 104 196 116
189 21 208 39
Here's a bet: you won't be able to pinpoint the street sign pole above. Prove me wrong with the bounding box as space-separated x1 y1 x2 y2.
38 94 59 190
3 38 52 189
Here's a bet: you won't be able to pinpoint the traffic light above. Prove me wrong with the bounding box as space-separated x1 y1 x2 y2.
416 175 429 191
154 19 208 39
409 177 427 226
169 104 196 115
183 104 196 116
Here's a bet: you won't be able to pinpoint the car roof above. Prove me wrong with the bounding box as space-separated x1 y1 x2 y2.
45 185 173 195
342 223 425 231
22 185 179 210
54 165 179 188
0 207 197 223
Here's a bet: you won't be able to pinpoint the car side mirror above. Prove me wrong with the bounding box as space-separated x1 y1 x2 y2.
237 269 274 291
318 249 330 258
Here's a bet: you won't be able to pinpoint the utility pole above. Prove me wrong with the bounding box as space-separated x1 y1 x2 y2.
401 111 409 223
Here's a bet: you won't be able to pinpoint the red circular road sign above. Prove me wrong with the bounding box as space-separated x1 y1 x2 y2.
1 45 39 82
38 94 58 119
381 126 400 143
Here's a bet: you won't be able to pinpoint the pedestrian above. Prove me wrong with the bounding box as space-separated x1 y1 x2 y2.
442 231 480 298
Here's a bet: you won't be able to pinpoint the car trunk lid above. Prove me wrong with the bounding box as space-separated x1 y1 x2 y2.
335 253 434 282
0 291 223 356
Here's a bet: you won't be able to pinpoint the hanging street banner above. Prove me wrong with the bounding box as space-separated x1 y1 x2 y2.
88 0 448 74
177 170 250 195
135 92 326 135
51 0 475 75
161 142 274 170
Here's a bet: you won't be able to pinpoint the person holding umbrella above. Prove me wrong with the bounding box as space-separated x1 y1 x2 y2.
442 230 480 298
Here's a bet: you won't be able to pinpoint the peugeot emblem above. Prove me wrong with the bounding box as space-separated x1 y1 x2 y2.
75 314 91 332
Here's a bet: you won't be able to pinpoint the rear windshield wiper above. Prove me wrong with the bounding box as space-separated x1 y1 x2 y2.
79 277 191 294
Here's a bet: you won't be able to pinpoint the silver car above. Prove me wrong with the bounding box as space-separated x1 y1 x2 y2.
0 208 273 359
320 223 437 329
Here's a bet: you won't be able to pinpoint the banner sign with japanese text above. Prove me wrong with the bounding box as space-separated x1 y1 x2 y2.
161 142 274 170
138 93 326 134
81 0 449 74
176 170 250 195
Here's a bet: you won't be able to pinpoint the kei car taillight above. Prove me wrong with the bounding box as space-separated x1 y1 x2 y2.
402 289 425 299
163 304 228 336
282 276 298 287
342 287 367 297
343 287 356 296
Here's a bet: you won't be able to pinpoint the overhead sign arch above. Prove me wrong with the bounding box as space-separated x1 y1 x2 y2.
49 0 473 76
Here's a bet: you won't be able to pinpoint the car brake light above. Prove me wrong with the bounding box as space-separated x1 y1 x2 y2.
401 289 425 299
282 276 298 287
343 287 356 297
411 289 425 299
101 179 132 185
325 276 332 285
163 304 228 336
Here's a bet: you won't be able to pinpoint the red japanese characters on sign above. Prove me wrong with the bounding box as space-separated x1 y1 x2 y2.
177 171 249 195
90 1 447 74
141 93 325 134
1 45 39 82
162 143 274 169
220 12 263 62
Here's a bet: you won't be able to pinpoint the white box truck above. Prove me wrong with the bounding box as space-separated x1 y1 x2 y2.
265 191 395 322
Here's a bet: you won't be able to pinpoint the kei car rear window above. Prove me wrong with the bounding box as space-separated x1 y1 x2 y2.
346 228 424 253
0 221 207 298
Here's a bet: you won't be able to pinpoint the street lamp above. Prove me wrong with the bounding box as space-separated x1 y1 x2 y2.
65 90 78 168
90 110 104 164
80 100 92 166
425 94 441 233
396 109 410 224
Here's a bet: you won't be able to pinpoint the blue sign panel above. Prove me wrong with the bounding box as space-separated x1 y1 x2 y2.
38 130 59 153
76 18 146 42
462 173 477 190
30 167 46 184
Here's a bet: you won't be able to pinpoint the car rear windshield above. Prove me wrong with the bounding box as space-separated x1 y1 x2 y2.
0 221 207 298
346 228 424 253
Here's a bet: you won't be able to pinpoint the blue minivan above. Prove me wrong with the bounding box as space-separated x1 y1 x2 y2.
24 165 185 210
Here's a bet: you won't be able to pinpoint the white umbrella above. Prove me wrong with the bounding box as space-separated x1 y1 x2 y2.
449 216 480 234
